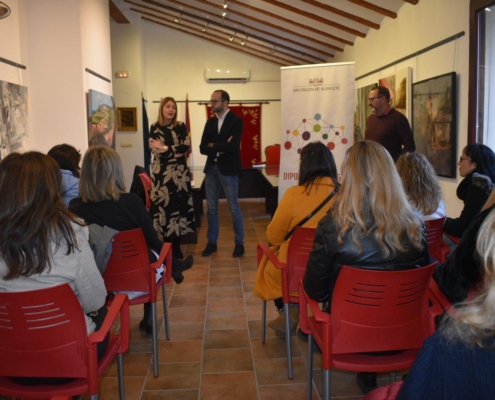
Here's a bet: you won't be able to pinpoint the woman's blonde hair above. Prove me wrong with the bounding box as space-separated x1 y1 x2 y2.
448 207 495 346
396 153 442 216
331 141 424 256
79 146 125 202
482 188 495 212
157 97 178 126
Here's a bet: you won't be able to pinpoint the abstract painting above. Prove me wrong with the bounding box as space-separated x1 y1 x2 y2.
412 72 456 177
0 80 28 160
88 89 115 148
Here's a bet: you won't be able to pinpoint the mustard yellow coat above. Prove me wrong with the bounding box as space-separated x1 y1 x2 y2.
253 177 338 300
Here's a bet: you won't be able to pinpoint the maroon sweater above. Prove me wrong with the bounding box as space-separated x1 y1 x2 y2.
364 108 415 162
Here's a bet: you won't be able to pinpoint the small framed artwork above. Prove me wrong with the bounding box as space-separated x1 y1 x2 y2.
117 107 137 131
412 72 457 177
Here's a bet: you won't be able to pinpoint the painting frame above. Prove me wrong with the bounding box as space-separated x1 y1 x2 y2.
117 107 138 131
87 89 116 149
412 72 457 178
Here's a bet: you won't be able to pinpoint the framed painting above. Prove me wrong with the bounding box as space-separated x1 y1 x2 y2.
0 80 28 160
88 89 115 149
117 107 137 131
378 67 412 121
354 83 377 142
412 72 457 177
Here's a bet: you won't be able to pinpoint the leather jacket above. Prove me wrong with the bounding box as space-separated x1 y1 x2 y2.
303 213 430 303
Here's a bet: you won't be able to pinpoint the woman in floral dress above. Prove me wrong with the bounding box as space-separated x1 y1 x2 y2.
149 97 195 258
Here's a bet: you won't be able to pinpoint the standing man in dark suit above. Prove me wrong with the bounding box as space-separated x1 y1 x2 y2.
199 90 245 257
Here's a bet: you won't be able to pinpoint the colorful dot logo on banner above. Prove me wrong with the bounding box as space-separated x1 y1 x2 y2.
284 113 348 153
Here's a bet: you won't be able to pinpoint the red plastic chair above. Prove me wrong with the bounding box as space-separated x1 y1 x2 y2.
0 284 129 400
299 263 441 400
257 226 316 379
363 381 404 400
265 144 281 166
425 217 447 262
103 228 172 378
139 172 152 210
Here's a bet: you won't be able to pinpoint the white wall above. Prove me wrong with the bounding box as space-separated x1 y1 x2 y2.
333 0 470 218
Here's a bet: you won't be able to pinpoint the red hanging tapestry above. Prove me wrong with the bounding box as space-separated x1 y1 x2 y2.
206 104 262 168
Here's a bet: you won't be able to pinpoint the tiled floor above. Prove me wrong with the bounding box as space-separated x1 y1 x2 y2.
89 199 397 399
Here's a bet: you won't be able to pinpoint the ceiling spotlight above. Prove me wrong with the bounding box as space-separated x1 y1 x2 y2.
174 13 182 23
485 7 492 11
270 45 276 55
201 22 209 32
222 1 228 9
240 35 248 46
229 31 237 42
222 11 227 17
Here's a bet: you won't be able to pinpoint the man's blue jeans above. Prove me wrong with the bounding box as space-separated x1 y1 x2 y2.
204 165 244 245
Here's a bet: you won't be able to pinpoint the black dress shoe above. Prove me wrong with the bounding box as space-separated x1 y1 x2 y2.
356 372 378 395
202 242 217 256
174 255 194 273
171 270 184 284
233 243 244 257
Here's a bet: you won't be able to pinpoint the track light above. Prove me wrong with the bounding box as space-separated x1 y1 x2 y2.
222 1 228 9
201 22 209 32
222 11 227 17
229 31 236 42
174 13 182 23
240 35 248 46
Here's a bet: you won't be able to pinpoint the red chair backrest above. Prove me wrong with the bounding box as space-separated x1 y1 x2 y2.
103 228 152 294
283 227 316 303
0 284 88 378
265 144 281 166
139 173 152 209
330 263 436 355
425 217 446 261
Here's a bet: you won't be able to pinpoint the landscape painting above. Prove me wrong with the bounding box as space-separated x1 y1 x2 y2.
0 80 28 160
88 89 115 148
412 72 456 177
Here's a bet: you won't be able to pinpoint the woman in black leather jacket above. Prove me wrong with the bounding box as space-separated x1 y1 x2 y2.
302 141 430 394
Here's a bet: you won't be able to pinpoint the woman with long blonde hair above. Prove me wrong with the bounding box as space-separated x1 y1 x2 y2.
397 206 495 399
303 141 429 394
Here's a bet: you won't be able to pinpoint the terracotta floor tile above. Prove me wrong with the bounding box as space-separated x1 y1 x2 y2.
200 372 258 400
209 267 241 277
181 271 209 283
258 383 319 400
163 322 204 341
173 282 208 295
206 312 248 330
157 340 203 363
144 362 201 390
241 270 257 282
202 348 254 372
240 261 258 272
209 275 242 287
246 303 279 321
141 389 199 400
168 306 206 322
208 259 240 269
254 358 308 385
248 320 279 339
128 334 154 353
328 369 365 397
103 352 152 377
169 294 207 308
245 291 263 305
207 286 244 299
86 376 144 400
251 336 302 359
203 329 251 349
207 298 245 314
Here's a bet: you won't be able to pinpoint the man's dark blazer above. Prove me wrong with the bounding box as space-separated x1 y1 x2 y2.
199 110 244 176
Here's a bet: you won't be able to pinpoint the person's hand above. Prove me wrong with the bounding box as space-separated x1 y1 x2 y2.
208 142 214 147
150 139 168 151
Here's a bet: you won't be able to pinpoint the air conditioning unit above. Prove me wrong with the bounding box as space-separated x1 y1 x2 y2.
204 68 251 83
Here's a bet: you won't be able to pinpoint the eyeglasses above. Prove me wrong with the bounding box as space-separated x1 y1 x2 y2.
368 96 383 102
210 99 221 104
459 155 471 162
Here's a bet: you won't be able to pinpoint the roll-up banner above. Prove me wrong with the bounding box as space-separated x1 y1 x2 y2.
279 62 355 202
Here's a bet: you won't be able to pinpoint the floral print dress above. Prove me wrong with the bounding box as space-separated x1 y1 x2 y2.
149 121 195 242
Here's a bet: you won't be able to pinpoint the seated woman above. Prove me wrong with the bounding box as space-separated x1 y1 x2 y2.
396 207 495 400
0 152 107 384
396 152 445 221
434 189 495 304
443 143 495 238
253 142 339 336
69 146 193 334
303 141 429 394
47 143 81 207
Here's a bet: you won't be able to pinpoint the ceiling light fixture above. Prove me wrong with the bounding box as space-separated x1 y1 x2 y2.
270 45 276 55
240 35 248 46
174 13 182 23
201 22 209 32
485 7 492 11
222 1 228 9
229 31 237 42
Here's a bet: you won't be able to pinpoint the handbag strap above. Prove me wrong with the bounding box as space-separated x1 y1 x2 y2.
283 186 339 241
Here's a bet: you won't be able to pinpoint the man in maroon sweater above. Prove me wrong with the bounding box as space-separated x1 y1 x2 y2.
364 85 415 162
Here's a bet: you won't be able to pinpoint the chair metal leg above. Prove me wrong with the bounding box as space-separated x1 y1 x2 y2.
307 334 314 400
284 305 293 379
323 369 331 400
151 302 159 377
261 300 267 344
117 353 125 400
162 284 170 340
389 371 397 383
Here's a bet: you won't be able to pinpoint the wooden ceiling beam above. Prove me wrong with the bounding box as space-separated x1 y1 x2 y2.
346 0 397 19
299 0 379 29
195 0 351 47
133 8 324 63
261 0 366 38
133 0 336 57
141 16 300 66
109 0 130 23
403 0 419 4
